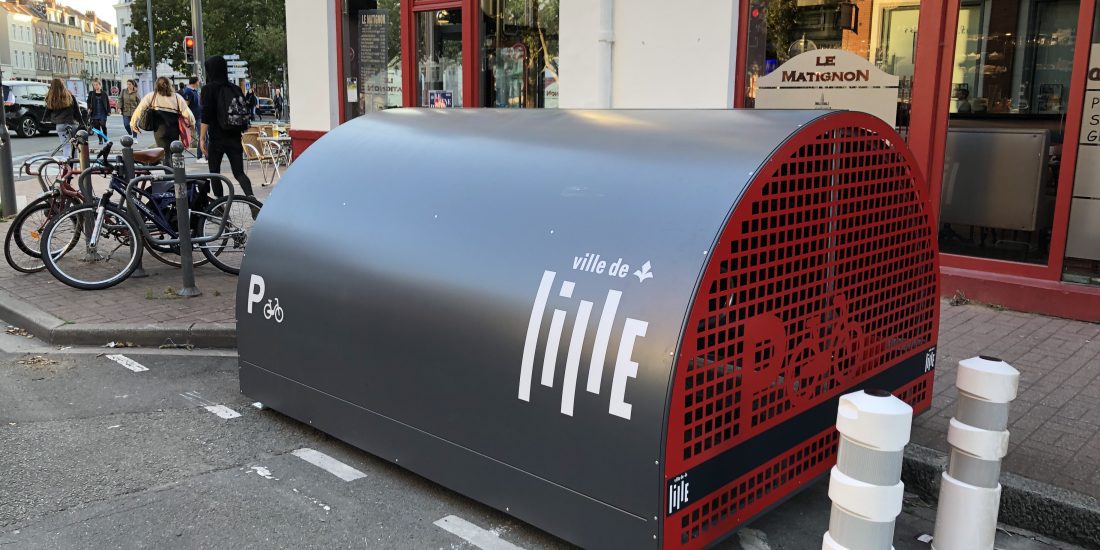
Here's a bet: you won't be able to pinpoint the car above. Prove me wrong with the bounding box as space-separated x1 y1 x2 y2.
255 96 277 118
3 80 89 138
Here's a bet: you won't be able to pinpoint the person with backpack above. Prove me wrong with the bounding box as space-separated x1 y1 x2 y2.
200 55 255 197
86 79 110 144
182 76 205 163
130 76 196 152
245 90 258 121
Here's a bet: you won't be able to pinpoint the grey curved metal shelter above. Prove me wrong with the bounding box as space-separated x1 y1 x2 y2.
238 108 940 549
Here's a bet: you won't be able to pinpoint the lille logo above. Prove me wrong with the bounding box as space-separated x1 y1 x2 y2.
518 270 648 420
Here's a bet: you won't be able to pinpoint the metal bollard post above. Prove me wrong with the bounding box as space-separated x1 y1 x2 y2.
169 141 201 297
76 130 92 198
120 136 148 278
932 356 1019 550
823 389 912 550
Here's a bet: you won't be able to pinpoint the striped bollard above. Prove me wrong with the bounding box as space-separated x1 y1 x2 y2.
823 389 913 550
932 356 1020 550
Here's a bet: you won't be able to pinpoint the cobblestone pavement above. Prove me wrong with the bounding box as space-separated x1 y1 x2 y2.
0 166 274 326
915 301 1100 500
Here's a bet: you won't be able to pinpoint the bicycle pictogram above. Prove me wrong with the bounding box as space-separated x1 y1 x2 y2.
263 298 284 323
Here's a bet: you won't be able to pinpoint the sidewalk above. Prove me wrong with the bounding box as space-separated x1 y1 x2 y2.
1 176 1098 543
0 163 273 348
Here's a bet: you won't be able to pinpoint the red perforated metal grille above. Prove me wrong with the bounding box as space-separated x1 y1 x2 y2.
663 113 938 549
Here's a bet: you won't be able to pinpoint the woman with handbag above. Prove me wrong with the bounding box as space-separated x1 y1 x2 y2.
130 76 196 152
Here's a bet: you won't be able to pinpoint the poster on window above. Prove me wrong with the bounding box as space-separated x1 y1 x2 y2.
359 9 389 114
755 49 901 127
429 90 453 108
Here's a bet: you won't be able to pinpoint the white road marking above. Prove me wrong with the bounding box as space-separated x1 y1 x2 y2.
250 466 275 479
291 448 366 482
106 354 148 372
204 405 241 419
737 528 772 550
434 515 524 550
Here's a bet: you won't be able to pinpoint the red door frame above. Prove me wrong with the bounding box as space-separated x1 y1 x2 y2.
733 0 1098 284
402 0 480 108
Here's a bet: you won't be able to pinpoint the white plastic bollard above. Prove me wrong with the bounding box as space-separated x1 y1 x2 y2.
823 389 913 550
932 356 1020 550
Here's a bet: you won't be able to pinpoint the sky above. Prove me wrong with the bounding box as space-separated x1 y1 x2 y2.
55 0 119 27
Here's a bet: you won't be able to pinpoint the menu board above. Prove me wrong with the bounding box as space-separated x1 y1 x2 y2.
358 9 388 113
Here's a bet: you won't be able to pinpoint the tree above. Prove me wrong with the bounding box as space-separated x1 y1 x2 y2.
125 0 287 83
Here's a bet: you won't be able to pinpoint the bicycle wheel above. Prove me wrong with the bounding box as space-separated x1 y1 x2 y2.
4 197 80 274
40 203 143 290
14 194 80 258
199 195 262 275
143 227 211 268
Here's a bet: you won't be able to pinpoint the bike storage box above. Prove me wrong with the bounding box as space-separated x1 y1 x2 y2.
237 109 939 549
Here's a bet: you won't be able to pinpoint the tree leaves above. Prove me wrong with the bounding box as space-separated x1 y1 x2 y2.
125 0 286 83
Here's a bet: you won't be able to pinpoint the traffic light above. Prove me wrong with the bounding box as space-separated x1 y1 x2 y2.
183 36 196 63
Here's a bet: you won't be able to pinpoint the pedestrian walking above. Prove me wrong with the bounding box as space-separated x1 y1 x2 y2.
130 76 195 152
119 79 140 137
273 92 283 120
200 55 256 197
182 76 205 163
44 78 82 158
246 89 258 121
86 79 110 143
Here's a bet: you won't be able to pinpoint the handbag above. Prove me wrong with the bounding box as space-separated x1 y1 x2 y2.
178 115 192 148
137 106 155 131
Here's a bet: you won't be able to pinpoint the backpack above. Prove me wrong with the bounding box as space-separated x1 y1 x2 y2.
218 84 250 131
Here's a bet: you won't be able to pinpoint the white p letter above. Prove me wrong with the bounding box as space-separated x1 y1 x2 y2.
247 274 266 314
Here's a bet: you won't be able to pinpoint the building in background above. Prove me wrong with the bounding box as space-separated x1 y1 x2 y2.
285 0 1100 323
0 3 39 80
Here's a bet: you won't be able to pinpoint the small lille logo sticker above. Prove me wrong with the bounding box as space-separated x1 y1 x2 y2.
633 261 653 283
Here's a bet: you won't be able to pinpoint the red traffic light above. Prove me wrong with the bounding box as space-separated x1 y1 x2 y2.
751 7 761 18
184 36 195 48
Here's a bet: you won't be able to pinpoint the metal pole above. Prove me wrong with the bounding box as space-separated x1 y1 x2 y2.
170 141 200 297
0 68 16 217
146 0 157 83
190 0 206 81
120 136 148 278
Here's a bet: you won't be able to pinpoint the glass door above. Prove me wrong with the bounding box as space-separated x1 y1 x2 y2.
416 8 464 107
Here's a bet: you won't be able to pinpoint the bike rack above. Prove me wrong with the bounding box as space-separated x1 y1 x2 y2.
122 173 234 247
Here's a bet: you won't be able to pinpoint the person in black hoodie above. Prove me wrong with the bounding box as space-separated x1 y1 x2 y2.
200 55 255 196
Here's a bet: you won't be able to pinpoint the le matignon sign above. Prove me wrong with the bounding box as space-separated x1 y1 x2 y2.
756 49 900 127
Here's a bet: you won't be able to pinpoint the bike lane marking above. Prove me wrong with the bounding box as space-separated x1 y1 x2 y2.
178 390 242 419
106 354 148 372
433 515 525 550
290 448 366 482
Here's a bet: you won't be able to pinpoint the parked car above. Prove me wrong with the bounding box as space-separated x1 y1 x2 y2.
255 96 277 118
3 80 89 138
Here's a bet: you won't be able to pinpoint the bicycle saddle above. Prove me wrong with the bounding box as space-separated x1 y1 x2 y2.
133 148 165 164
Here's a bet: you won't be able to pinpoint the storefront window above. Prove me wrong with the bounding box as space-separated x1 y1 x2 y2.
342 0 402 120
1063 9 1100 284
938 0 1079 265
743 0 920 134
480 0 559 108
417 9 464 107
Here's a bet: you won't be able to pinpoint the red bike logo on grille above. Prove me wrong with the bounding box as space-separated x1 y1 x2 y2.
738 292 864 420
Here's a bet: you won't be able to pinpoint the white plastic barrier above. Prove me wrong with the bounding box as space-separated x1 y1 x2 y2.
823 389 913 550
932 356 1020 550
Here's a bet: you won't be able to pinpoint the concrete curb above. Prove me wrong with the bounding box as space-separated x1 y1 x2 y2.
0 288 235 348
903 443 1100 549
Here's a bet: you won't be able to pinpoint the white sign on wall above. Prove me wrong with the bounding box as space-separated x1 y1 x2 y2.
1079 45 1100 145
755 49 901 127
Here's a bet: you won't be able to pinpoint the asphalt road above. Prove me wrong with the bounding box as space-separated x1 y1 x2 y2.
6 115 156 162
0 330 1079 549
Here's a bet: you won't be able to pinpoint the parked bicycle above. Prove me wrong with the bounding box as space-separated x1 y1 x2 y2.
37 140 261 290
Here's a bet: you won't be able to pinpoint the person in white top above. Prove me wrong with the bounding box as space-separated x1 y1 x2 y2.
130 76 196 152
